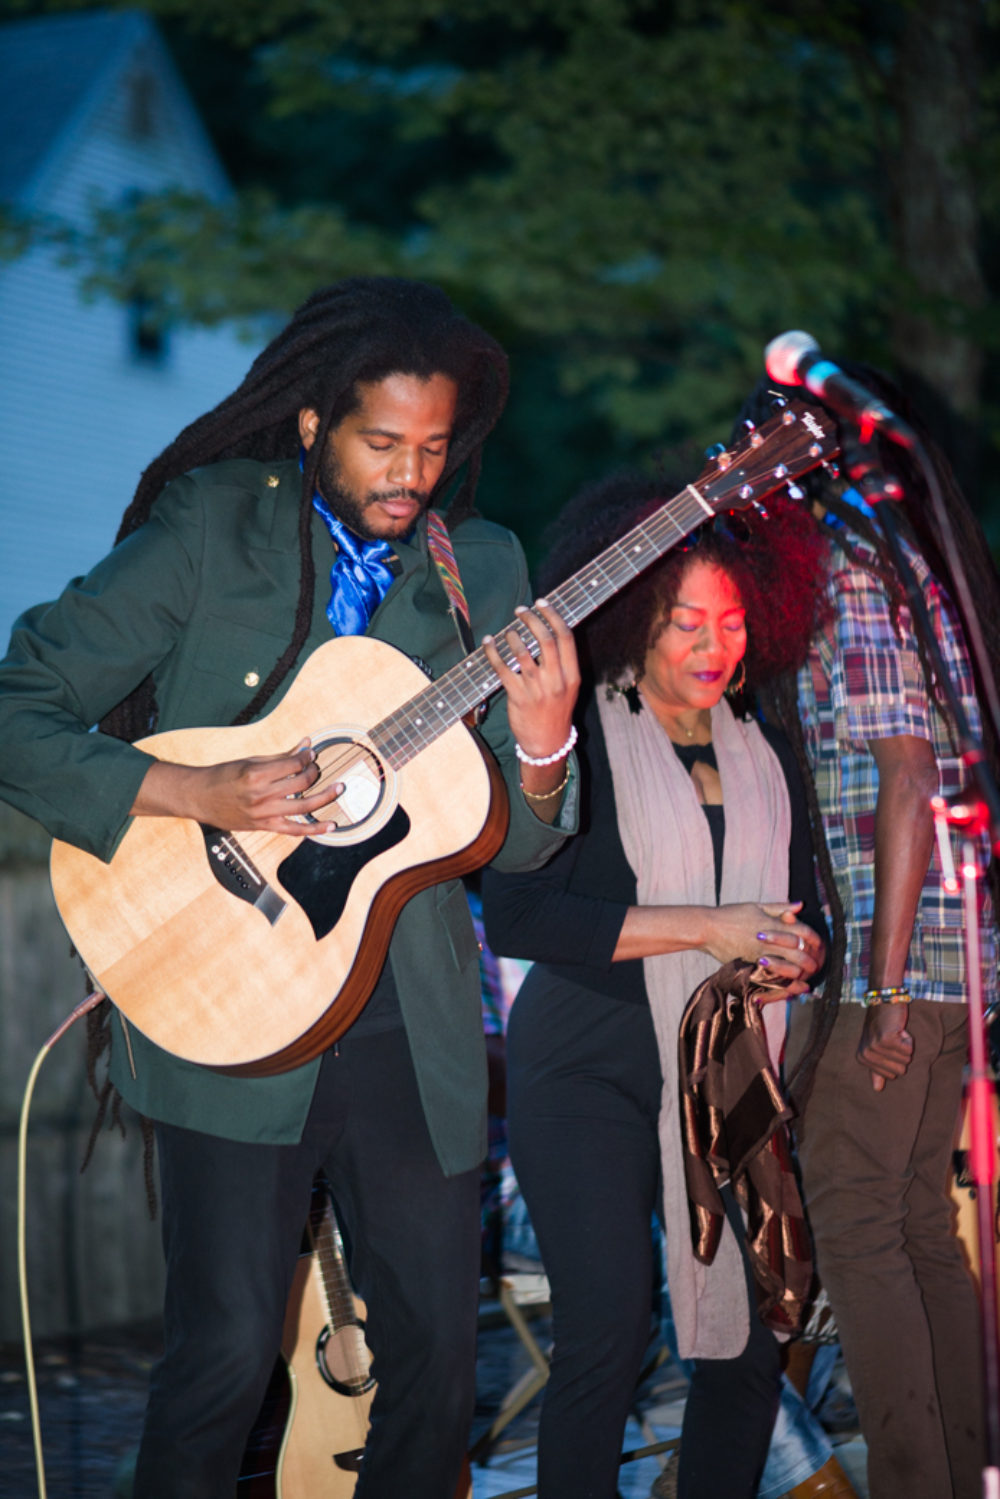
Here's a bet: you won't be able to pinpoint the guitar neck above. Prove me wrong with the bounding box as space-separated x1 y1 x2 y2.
371 483 712 766
310 1208 360 1334
370 398 838 768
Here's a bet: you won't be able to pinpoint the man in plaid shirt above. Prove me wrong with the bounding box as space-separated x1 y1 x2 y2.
788 508 996 1499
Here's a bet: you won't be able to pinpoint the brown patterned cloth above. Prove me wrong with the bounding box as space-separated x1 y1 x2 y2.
678 958 813 1336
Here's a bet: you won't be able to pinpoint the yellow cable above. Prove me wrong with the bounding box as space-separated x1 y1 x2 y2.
17 991 105 1499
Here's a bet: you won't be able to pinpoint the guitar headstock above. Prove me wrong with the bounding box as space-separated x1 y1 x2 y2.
694 398 840 514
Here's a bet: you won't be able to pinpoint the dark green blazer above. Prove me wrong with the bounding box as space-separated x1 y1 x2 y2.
0 459 575 1174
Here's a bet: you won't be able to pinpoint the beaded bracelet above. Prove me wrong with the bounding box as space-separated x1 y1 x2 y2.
862 986 912 1007
521 765 571 802
514 724 578 766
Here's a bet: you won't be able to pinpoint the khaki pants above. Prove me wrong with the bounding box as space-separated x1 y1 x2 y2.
788 1000 985 1499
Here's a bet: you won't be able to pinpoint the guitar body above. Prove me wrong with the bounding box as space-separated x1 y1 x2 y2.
240 1187 375 1498
49 634 507 1074
240 1251 473 1499
275 1246 374 1496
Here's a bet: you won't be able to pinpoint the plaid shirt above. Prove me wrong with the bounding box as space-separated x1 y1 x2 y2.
798 528 998 1004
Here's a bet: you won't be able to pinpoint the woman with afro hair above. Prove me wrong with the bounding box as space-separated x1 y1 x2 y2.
483 471 831 1499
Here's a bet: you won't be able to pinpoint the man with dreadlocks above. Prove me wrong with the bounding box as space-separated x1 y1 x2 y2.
0 276 580 1498
739 374 999 1499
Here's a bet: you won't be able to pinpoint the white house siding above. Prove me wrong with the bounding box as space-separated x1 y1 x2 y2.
0 9 269 1342
0 15 262 649
0 254 258 648
19 28 231 214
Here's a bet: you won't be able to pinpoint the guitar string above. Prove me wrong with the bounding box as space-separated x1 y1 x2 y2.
214 416 827 858
223 497 696 862
218 504 735 855
310 1206 373 1439
298 492 704 776
314 1218 371 1392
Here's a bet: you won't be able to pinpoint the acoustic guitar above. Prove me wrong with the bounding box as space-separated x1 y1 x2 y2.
239 1181 376 1497
49 400 838 1074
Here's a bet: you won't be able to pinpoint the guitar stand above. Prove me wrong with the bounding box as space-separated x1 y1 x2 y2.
469 1274 553 1464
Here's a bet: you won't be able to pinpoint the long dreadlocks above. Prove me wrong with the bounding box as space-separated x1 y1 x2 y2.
737 373 1000 1104
102 276 509 743
84 277 508 1193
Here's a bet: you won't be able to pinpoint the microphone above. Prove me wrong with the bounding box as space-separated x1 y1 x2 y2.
764 330 916 450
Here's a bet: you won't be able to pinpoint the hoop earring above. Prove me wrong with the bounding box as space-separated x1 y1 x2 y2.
725 660 746 697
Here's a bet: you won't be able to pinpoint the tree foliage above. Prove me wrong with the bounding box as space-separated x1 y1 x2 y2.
3 0 997 552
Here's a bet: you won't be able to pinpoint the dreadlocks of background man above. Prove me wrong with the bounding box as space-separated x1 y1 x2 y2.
102 276 509 745
735 372 1000 1103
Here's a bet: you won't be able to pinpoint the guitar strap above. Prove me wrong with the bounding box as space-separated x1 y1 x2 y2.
425 510 475 654
425 511 487 722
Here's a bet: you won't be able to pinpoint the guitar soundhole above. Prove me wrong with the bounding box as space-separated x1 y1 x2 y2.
300 732 392 844
316 1321 376 1398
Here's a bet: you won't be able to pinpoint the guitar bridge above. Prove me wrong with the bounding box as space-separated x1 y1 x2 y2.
201 827 287 925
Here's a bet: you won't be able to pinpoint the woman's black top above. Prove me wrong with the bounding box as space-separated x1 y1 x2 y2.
482 690 827 1006
672 741 725 902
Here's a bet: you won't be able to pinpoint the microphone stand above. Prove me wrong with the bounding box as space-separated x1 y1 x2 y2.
839 431 1000 1491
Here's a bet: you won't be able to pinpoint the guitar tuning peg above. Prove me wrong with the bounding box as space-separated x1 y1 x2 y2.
705 442 727 460
751 499 770 519
786 483 804 501
769 394 788 411
822 460 840 480
743 418 756 432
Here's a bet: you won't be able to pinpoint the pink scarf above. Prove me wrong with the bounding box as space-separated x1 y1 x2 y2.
598 689 790 1358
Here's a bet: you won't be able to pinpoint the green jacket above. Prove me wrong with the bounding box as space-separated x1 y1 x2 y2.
0 459 575 1174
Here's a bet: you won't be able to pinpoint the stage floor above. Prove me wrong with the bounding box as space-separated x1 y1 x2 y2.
0 1300 869 1498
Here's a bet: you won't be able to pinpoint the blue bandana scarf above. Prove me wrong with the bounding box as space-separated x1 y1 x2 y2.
310 490 398 637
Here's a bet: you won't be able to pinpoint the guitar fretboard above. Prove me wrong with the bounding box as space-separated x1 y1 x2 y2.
312 1209 360 1336
371 484 712 767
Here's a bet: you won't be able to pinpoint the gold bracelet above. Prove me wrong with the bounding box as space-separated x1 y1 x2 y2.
520 766 571 802
862 986 912 1006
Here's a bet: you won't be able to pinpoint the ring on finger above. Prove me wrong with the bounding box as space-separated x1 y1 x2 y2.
796 935 805 952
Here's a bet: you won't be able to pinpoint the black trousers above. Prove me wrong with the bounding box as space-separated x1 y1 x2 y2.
507 972 781 1499
133 1026 481 1499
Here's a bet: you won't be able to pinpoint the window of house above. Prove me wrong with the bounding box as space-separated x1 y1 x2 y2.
125 69 157 141
127 293 169 366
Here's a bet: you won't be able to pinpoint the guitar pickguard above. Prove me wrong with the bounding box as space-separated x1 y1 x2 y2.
277 806 411 940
